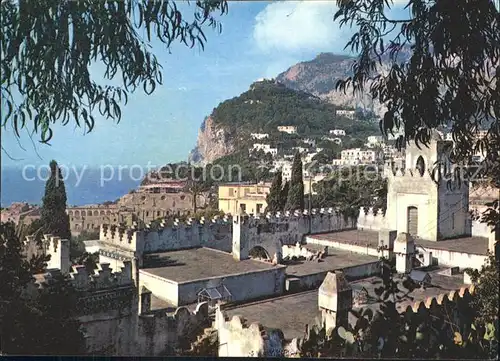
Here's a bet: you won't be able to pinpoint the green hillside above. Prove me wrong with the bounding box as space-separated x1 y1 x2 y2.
210 79 378 137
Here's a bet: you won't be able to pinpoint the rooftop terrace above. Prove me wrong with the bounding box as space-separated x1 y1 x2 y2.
140 247 283 283
308 230 489 255
225 267 467 340
285 248 378 277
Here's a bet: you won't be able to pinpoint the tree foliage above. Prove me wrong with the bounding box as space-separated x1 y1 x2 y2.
266 171 283 213
38 160 78 257
298 258 498 359
1 0 228 144
313 166 387 218
0 222 85 355
334 0 500 231
285 152 305 211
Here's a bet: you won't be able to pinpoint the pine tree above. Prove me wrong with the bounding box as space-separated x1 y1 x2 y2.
40 161 74 255
280 181 290 211
285 152 305 211
266 171 283 213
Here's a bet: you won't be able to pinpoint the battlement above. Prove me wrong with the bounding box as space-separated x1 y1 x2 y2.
235 208 344 226
399 284 475 315
70 261 134 290
29 261 133 292
139 301 209 330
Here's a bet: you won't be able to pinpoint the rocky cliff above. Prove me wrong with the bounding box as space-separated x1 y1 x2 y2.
276 49 412 117
189 116 237 165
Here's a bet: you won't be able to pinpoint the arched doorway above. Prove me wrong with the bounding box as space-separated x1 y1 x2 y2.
249 246 271 261
407 206 418 237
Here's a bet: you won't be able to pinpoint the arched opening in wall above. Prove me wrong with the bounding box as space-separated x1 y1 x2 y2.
106 211 111 215
416 156 425 177
249 246 270 261
407 206 418 237
94 211 99 216
100 211 105 216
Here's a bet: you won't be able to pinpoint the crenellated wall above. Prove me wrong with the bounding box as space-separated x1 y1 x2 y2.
24 261 211 356
136 302 210 356
96 209 356 266
99 216 233 257
233 209 357 261
357 208 386 232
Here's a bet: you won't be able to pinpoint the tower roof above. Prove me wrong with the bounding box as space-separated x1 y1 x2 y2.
319 271 351 295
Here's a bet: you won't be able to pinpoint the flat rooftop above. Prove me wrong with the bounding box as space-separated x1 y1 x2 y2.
309 230 489 255
225 267 466 340
285 248 378 277
140 247 282 283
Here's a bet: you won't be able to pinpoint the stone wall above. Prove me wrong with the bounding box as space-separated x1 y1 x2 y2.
233 210 357 261
215 306 284 357
139 270 180 306
140 266 287 307
305 235 380 257
136 302 210 356
25 260 211 356
97 209 356 265
98 217 232 257
177 267 287 306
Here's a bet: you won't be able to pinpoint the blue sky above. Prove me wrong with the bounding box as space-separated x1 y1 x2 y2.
1 1 410 169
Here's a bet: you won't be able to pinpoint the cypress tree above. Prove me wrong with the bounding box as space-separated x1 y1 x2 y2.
40 160 72 245
285 152 305 211
280 181 290 211
266 171 283 213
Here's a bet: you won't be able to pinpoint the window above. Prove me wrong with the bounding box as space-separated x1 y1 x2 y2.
240 203 246 213
451 212 455 229
157 211 161 216
228 188 234 196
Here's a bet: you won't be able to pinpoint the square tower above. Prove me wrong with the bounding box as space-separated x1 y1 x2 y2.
384 132 470 241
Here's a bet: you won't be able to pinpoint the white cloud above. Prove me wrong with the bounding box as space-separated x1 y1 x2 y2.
252 1 347 54
253 0 409 54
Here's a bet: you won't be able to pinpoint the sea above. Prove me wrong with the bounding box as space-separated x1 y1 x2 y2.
1 166 141 207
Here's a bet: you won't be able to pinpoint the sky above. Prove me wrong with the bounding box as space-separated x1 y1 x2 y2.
1 0 411 170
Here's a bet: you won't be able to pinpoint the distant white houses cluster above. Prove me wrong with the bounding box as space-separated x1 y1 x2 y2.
277 125 298 134
250 143 278 156
329 129 346 136
335 109 356 119
251 133 269 140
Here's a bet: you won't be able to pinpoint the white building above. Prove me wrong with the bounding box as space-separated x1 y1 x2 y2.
277 125 298 134
250 133 269 140
323 136 342 145
332 148 381 166
367 135 383 145
329 129 346 136
302 138 316 147
335 110 356 119
250 143 278 156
